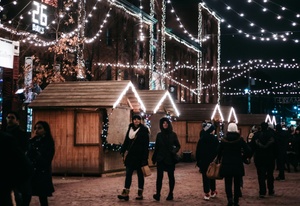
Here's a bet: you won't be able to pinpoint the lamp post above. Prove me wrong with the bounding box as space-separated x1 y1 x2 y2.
244 88 251 114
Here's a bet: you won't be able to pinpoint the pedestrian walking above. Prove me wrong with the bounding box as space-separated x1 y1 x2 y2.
0 131 31 206
118 114 150 201
152 117 181 201
218 122 251 206
196 122 219 201
25 121 55 206
5 111 31 205
249 122 277 198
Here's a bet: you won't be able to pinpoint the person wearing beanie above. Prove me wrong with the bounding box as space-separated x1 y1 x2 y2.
152 117 181 201
118 114 150 201
196 122 219 201
217 122 251 206
249 122 277 198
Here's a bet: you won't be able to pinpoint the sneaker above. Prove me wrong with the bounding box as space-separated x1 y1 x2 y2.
204 193 210 200
210 191 218 198
259 194 265 198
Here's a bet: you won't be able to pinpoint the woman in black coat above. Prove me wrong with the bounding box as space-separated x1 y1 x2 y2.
218 123 251 206
152 117 181 201
196 123 219 201
118 114 150 201
25 121 55 206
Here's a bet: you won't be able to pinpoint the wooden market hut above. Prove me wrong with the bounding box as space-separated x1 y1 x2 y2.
172 104 236 160
236 113 268 140
137 90 180 141
28 80 146 175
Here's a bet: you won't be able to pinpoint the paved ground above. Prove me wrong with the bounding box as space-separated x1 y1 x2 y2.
30 162 300 205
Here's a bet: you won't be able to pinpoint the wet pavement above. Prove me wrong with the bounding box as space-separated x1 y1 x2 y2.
30 162 300 205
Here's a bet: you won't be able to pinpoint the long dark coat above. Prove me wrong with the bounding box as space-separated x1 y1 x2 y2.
196 132 219 173
218 132 251 177
152 131 181 165
249 129 277 166
5 125 28 153
27 135 55 196
120 123 150 168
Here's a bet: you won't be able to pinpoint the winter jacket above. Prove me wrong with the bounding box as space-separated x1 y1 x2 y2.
120 123 150 168
152 131 181 165
196 131 219 172
27 135 55 196
249 129 277 166
218 132 251 177
5 125 29 153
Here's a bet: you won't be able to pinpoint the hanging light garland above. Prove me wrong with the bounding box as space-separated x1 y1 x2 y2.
201 0 299 43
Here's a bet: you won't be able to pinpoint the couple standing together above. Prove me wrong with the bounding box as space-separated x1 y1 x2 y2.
117 115 181 201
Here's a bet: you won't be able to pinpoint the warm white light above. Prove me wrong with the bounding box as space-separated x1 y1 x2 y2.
227 107 238 123
113 82 146 112
211 104 224 122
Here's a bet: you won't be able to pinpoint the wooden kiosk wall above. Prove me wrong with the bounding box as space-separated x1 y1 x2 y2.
32 110 103 175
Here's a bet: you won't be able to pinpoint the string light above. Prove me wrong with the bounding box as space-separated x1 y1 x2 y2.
202 0 299 43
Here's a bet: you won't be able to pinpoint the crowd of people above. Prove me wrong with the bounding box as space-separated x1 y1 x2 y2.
2 110 300 206
0 111 55 206
194 121 300 206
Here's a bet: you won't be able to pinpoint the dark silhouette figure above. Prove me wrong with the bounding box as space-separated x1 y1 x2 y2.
25 121 55 206
152 117 181 201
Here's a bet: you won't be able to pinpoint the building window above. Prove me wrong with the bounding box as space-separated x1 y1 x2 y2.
139 42 144 59
106 29 112 46
106 65 112 80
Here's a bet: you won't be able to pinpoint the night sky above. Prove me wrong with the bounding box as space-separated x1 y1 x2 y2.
172 0 300 64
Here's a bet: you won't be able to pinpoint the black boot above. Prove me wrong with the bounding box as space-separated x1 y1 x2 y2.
153 194 160 201
166 192 173 201
227 198 233 206
118 188 129 201
135 189 143 200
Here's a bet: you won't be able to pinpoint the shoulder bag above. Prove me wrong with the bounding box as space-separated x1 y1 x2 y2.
206 156 223 180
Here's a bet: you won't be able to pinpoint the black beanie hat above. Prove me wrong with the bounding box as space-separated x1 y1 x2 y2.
132 114 142 121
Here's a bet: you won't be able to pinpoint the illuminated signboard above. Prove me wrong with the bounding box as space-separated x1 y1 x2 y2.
32 1 48 34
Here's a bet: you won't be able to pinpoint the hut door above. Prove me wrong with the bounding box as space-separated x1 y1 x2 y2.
74 111 102 174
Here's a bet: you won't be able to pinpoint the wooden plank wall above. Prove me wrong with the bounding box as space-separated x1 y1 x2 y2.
172 121 202 160
33 110 102 175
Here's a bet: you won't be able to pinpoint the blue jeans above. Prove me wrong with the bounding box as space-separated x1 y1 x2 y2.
124 166 144 189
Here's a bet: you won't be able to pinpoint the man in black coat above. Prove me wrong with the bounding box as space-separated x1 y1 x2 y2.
249 122 277 198
5 111 30 205
0 131 30 206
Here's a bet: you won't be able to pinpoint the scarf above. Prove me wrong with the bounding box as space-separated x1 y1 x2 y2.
129 127 140 139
